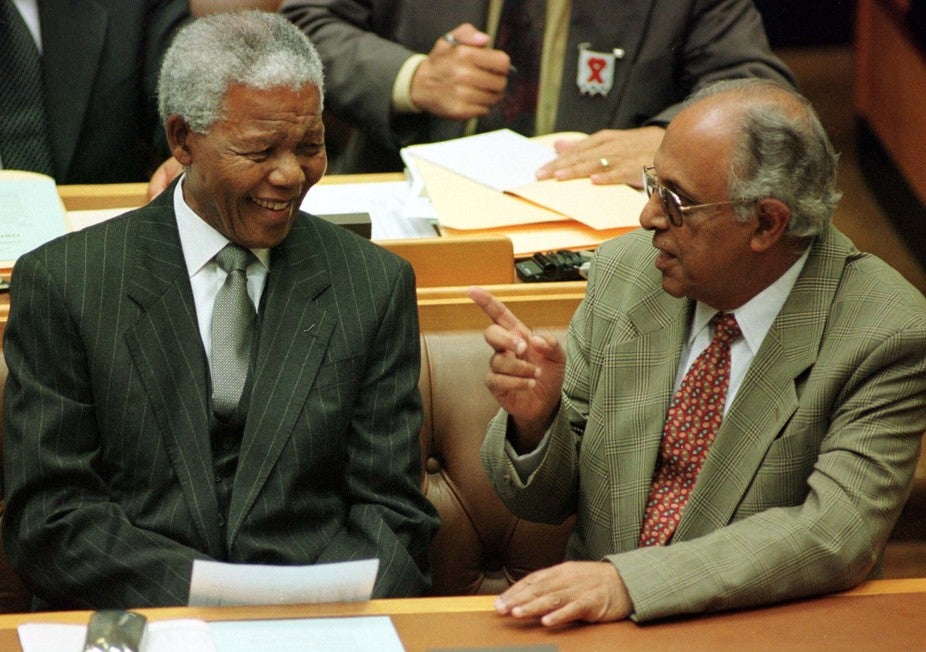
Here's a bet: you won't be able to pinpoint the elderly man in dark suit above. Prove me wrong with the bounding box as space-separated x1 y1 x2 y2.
2 11 438 610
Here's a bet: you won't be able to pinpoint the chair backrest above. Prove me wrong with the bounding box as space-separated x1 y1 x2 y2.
418 329 573 595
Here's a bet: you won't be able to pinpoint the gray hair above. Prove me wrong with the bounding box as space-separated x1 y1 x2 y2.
687 79 841 238
157 11 325 133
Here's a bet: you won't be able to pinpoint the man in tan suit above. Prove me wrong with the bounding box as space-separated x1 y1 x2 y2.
471 79 926 624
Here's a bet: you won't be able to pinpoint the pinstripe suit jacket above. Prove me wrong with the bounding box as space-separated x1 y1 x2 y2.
482 226 926 621
2 187 439 609
283 0 794 172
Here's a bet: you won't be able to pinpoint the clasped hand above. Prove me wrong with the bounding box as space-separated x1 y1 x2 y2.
411 24 509 121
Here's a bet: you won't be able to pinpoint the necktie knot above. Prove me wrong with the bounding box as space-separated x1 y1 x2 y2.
711 312 741 345
215 243 252 274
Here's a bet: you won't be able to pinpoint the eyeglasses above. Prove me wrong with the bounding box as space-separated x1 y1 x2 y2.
642 166 735 227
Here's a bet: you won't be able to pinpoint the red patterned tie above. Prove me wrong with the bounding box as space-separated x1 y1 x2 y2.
639 312 741 547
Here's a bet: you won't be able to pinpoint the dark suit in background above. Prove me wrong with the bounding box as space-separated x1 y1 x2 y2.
31 0 188 182
2 185 438 608
282 0 794 172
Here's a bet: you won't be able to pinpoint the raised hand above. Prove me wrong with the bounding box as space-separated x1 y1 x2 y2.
467 286 566 452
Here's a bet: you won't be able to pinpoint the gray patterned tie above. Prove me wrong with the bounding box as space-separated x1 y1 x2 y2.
211 244 256 419
0 0 55 174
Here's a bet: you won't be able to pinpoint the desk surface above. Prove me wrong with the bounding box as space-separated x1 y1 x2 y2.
2 579 925 651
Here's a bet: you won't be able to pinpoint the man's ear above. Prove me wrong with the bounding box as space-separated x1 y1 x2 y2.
750 198 791 253
166 115 195 167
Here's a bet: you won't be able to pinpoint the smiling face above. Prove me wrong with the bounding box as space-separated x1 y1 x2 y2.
638 97 762 310
169 82 327 249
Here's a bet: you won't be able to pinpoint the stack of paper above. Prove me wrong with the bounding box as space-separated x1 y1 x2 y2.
0 170 68 270
401 129 645 255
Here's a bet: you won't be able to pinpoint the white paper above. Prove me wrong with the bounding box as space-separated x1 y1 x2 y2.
301 180 437 239
188 558 379 607
18 619 217 652
18 616 402 652
209 615 404 652
0 171 68 263
402 129 556 192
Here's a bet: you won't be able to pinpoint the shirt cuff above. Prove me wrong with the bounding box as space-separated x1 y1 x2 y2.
391 54 428 114
505 424 553 481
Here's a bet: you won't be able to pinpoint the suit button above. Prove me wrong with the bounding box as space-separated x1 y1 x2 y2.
503 472 513 486
217 516 225 528
215 474 223 484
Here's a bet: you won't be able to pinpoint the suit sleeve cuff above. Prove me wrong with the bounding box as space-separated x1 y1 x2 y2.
504 422 554 481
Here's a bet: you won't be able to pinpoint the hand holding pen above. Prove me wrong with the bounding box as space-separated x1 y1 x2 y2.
409 23 514 121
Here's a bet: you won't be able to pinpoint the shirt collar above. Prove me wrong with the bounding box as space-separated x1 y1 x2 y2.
689 246 812 354
172 176 270 276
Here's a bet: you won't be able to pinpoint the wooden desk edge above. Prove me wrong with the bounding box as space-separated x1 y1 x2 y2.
0 595 497 628
0 580 922 629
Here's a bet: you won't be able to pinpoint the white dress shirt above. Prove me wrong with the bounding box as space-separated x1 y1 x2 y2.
12 0 41 51
173 177 270 365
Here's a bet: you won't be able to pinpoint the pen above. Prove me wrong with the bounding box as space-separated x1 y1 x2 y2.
442 33 518 73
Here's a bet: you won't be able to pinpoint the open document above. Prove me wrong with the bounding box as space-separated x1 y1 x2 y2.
401 129 645 253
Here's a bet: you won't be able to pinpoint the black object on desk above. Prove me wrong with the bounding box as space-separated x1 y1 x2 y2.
318 212 372 239
516 250 592 282
83 610 147 652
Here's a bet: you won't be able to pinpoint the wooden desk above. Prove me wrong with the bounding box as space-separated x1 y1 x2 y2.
1 579 924 651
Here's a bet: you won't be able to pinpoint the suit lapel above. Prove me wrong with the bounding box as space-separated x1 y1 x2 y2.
39 0 107 178
675 229 850 540
607 290 692 552
226 218 335 543
123 189 223 557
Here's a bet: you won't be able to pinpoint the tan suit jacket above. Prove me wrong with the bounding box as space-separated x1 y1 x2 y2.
483 226 926 621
